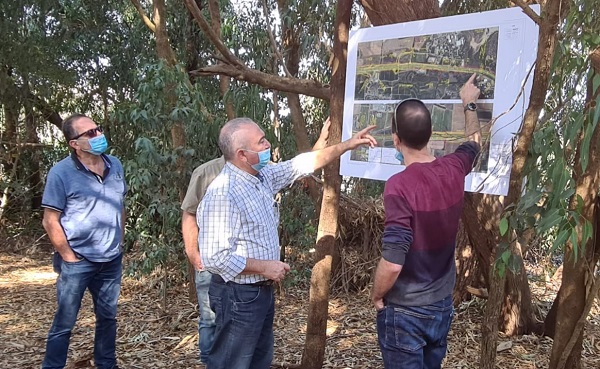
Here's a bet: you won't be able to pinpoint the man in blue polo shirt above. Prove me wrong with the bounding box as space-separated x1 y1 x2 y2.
41 114 126 369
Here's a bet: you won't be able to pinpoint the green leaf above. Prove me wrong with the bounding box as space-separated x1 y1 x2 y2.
501 250 510 264
593 93 600 131
593 74 600 95
537 208 563 233
551 227 570 253
570 229 579 261
582 219 593 246
499 217 509 236
496 261 506 278
576 195 585 213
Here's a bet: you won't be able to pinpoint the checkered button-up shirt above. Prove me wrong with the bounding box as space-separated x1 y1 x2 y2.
197 153 315 284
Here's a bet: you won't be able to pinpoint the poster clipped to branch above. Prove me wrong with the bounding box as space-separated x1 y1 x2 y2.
340 6 540 196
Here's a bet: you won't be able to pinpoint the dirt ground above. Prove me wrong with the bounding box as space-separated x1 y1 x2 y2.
1 249 599 369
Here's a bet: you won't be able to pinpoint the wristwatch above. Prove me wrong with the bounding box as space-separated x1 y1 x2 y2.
464 102 477 112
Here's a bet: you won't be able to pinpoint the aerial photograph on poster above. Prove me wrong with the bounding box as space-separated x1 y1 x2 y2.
354 27 499 101
341 7 540 195
350 102 493 171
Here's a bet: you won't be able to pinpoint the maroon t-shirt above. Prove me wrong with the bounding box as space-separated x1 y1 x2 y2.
382 141 480 306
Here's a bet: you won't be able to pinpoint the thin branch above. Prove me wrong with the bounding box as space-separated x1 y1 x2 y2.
0 141 52 148
130 0 156 33
511 0 541 25
261 0 292 77
189 64 330 100
182 0 243 67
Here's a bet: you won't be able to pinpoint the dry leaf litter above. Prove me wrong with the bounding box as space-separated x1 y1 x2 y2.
1 250 599 369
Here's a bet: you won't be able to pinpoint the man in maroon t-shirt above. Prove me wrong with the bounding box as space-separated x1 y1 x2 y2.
371 74 482 369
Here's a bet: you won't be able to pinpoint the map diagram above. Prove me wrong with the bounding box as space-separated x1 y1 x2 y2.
355 28 499 100
350 103 492 171
341 6 540 195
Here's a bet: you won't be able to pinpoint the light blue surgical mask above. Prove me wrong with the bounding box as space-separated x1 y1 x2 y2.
84 134 108 155
395 150 404 164
245 147 271 171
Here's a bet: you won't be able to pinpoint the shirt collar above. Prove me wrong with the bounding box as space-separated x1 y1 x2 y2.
70 152 112 172
225 161 262 185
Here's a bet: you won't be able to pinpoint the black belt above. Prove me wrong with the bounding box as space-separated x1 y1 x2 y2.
211 274 273 286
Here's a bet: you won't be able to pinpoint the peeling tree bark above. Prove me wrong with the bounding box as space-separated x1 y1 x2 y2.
548 46 600 369
299 1 351 368
480 1 565 367
359 0 440 25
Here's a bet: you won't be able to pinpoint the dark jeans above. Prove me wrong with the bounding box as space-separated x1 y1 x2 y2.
376 295 454 369
42 253 122 369
195 270 216 363
207 275 274 369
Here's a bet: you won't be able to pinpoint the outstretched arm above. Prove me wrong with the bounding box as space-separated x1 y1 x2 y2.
309 124 377 170
460 73 482 145
311 118 331 151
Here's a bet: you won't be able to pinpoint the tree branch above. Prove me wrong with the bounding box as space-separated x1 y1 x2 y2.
189 64 330 100
29 93 63 129
511 0 541 25
261 0 292 77
182 0 243 67
130 0 156 33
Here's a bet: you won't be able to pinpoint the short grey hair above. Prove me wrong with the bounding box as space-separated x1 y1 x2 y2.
218 117 257 160
61 113 89 141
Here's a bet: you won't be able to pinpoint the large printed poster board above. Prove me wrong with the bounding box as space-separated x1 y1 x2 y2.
340 6 540 195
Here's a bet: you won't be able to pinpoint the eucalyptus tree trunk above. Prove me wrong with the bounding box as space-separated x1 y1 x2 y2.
480 1 565 367
299 1 351 367
0 103 19 222
548 46 600 369
24 97 42 210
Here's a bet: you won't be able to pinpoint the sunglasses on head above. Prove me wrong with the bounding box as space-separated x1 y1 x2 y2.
72 126 103 140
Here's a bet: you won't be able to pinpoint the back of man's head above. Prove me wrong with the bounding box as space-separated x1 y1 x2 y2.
392 99 432 150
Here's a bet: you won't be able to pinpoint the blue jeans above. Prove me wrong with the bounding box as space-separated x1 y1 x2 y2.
195 270 216 363
42 253 122 369
376 296 454 369
207 275 274 369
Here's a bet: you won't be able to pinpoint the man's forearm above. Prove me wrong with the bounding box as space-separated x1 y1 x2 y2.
307 140 351 171
182 211 201 268
371 258 402 302
464 110 481 145
44 221 76 260
460 73 482 145
242 258 267 275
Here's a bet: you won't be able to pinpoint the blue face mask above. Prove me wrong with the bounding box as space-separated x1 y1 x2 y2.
395 150 404 164
245 148 271 171
84 134 108 155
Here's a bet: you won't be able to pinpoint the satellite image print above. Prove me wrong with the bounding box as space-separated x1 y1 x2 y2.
355 27 499 100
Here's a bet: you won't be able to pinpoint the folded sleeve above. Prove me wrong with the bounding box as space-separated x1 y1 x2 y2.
41 167 66 212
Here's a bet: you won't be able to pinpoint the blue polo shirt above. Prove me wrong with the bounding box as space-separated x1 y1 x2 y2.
42 153 127 262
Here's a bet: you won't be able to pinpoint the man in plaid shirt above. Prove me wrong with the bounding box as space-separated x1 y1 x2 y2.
197 117 376 369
